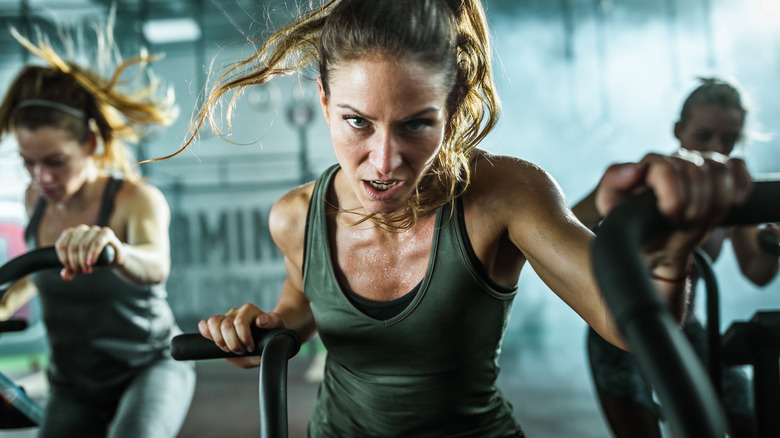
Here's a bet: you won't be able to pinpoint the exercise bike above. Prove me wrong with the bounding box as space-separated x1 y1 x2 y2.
698 228 780 438
0 246 114 430
593 180 780 438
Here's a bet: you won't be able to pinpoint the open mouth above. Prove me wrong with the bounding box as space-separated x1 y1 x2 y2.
367 180 398 191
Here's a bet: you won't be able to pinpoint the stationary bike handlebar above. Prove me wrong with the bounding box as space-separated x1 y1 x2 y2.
170 327 301 438
592 180 780 438
0 245 116 290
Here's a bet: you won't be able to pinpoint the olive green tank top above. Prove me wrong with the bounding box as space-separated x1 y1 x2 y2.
304 164 523 437
25 177 179 391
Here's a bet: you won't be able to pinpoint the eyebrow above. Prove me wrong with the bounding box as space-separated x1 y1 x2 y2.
335 104 441 121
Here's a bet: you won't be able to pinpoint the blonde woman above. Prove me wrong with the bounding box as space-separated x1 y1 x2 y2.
0 27 195 438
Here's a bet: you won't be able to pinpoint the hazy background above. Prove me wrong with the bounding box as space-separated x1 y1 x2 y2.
0 0 779 436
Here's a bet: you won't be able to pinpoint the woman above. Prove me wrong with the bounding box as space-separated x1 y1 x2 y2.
179 1 753 436
0 27 195 437
574 77 779 438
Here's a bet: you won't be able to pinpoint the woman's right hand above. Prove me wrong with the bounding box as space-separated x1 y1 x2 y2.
197 303 286 368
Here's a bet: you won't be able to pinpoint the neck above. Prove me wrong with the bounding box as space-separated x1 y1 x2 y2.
51 163 102 213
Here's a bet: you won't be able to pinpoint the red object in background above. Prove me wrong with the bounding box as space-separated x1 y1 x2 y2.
0 221 28 318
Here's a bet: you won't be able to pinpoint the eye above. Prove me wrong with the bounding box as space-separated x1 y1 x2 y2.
22 159 34 168
45 157 68 167
406 119 433 132
344 115 368 129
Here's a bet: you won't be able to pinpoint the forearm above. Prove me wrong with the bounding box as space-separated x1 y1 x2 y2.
0 277 37 321
274 279 317 343
112 242 170 286
648 254 693 323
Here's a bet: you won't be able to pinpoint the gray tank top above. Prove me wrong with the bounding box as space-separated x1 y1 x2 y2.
304 164 523 437
24 177 179 391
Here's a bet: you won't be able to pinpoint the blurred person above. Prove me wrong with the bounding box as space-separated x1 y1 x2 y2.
0 24 195 438
167 1 753 436
573 77 779 438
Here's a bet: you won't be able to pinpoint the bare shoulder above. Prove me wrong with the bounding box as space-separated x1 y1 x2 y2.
114 178 169 213
269 182 315 256
466 150 568 214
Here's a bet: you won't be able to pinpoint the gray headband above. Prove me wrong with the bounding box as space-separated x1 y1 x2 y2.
16 99 87 120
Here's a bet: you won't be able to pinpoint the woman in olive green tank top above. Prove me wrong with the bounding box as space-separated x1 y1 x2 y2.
180 1 753 436
0 22 195 437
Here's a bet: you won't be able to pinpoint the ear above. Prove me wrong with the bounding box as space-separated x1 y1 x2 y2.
673 121 683 140
85 131 98 155
317 76 330 126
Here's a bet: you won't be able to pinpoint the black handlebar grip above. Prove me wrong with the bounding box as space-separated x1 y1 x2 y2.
94 245 117 267
758 228 780 256
0 245 116 288
0 319 28 333
170 327 301 361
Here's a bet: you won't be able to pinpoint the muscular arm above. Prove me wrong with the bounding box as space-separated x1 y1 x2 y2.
268 185 317 342
111 182 171 284
476 156 692 351
730 225 779 286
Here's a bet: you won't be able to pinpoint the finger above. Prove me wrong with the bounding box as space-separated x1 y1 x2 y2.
596 162 648 215
86 227 114 272
206 315 229 352
219 308 248 354
197 319 214 341
66 225 92 274
727 158 753 205
644 156 687 223
681 160 708 225
233 306 259 353
55 229 75 273
703 158 734 226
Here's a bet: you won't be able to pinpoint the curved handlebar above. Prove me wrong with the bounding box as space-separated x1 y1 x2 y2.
592 180 780 438
0 246 116 290
171 327 301 438
170 327 301 361
0 319 28 334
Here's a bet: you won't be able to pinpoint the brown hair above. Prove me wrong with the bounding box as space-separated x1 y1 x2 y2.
169 0 500 228
679 76 747 142
0 28 177 180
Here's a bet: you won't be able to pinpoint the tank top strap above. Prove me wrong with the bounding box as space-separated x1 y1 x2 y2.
303 164 340 276
24 196 48 249
96 176 124 227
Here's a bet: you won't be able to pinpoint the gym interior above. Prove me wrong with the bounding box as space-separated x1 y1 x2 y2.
1 0 779 437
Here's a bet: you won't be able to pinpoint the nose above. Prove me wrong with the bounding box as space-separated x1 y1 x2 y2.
368 130 402 175
32 164 54 184
706 136 731 155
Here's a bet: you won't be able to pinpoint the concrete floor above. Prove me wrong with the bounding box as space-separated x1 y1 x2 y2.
0 350 612 438
178 350 614 438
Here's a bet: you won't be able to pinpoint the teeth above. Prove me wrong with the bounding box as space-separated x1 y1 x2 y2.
369 181 397 191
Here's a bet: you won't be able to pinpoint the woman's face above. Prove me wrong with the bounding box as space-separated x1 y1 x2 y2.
318 56 451 216
16 126 94 204
674 103 744 156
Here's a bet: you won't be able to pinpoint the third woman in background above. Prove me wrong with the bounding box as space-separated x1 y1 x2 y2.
574 77 779 438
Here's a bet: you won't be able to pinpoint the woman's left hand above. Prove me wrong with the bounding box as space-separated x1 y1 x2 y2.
595 150 753 265
55 225 122 280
